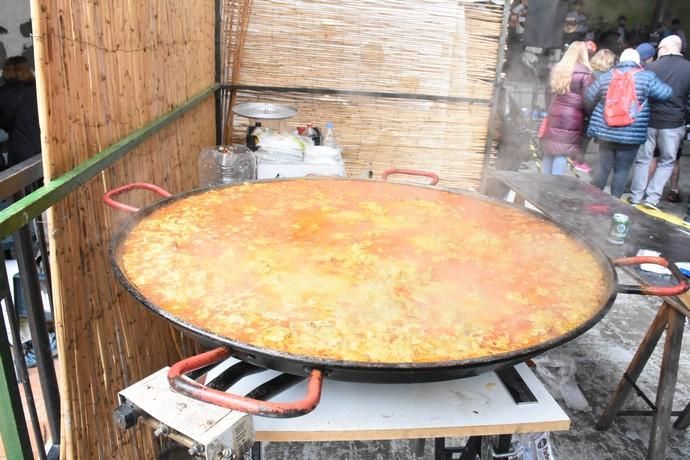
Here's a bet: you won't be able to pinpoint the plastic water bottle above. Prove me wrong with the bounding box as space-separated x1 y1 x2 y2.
322 122 339 149
198 144 256 187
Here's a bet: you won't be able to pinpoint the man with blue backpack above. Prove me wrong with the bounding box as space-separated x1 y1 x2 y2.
586 48 672 198
629 35 690 207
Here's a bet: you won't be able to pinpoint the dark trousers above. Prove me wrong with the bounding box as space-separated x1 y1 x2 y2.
593 141 639 198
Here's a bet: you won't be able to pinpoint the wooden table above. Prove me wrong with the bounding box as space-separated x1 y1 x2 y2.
240 362 569 459
491 171 690 460
120 357 569 460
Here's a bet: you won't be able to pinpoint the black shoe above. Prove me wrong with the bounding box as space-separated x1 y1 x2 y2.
667 190 681 203
22 333 58 368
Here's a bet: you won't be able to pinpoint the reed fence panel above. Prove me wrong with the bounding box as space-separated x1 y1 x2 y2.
222 0 505 189
30 1 216 457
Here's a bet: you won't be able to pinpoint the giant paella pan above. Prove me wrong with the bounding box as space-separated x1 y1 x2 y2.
104 171 687 417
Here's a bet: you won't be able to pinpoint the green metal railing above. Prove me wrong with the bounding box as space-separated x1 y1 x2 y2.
0 84 217 459
0 84 217 240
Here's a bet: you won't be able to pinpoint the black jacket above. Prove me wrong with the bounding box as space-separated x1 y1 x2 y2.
647 55 690 129
0 80 41 165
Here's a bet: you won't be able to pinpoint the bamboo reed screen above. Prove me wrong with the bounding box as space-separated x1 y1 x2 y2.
221 0 505 189
30 1 215 458
26 0 504 457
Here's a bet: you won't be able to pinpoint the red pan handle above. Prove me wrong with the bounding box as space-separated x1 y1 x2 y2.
381 169 440 185
103 183 172 214
614 256 689 297
167 347 324 418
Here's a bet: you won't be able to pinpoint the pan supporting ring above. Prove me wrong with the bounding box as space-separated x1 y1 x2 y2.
167 347 324 418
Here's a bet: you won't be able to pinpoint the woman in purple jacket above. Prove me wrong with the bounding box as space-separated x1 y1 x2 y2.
540 41 594 175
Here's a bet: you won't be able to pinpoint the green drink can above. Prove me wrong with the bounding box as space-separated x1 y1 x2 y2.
607 213 629 245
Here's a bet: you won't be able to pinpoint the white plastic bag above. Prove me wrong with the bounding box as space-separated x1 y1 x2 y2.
533 352 591 412
520 432 556 460
481 432 556 460
256 129 306 163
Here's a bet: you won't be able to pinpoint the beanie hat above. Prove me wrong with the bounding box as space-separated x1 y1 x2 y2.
619 48 640 65
636 43 656 61
658 35 682 57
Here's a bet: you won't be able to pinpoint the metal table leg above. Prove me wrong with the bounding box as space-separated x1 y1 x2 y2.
435 437 479 460
434 438 447 460
458 436 482 460
413 438 426 458
433 433 512 459
251 440 262 460
673 402 690 430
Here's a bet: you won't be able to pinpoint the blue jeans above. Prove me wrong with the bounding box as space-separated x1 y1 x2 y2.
541 154 567 175
593 141 638 198
630 126 686 205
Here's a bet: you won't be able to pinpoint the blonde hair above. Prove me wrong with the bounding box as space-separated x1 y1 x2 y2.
2 56 34 82
590 49 617 73
549 42 592 95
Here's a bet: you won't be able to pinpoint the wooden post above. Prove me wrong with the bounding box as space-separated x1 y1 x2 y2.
647 307 685 460
479 0 512 194
596 301 688 460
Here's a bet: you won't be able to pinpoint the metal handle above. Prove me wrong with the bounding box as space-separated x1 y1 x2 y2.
614 256 689 297
102 183 172 213
381 169 440 185
167 348 324 418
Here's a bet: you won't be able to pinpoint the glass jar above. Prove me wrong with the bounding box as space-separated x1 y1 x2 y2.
198 144 256 187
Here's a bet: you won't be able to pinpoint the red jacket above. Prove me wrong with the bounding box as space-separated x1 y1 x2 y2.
540 64 593 157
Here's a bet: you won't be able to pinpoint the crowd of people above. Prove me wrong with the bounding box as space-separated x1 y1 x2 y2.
510 0 687 56
537 35 690 223
0 56 41 169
